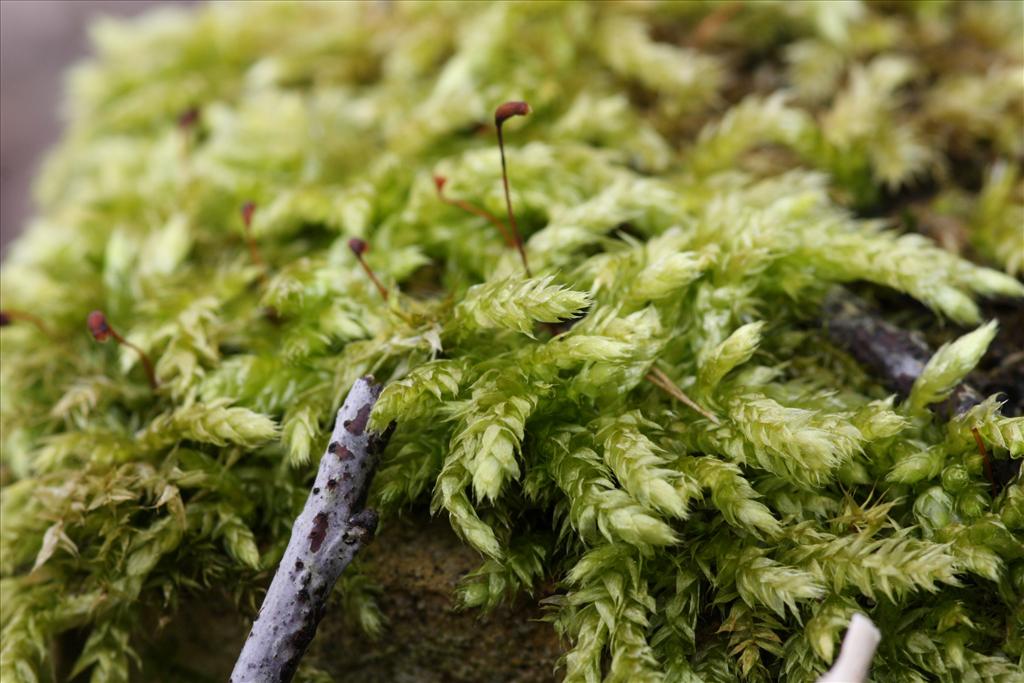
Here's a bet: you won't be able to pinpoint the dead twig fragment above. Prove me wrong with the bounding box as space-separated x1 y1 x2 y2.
646 366 720 425
691 2 741 48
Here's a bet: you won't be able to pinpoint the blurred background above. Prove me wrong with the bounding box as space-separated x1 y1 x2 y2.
1 1 186 254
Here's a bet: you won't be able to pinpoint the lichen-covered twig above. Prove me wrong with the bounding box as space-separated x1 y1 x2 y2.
823 288 982 415
231 376 393 683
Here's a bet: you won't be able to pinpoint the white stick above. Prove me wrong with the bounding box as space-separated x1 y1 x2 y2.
817 613 882 683
231 376 392 683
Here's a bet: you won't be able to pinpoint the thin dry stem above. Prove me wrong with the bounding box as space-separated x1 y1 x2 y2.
971 427 997 497
109 328 159 390
240 202 269 287
646 367 720 424
495 102 531 276
434 176 516 247
349 238 389 301
0 309 56 338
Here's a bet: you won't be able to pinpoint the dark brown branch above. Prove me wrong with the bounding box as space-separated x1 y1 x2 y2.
231 377 394 683
823 289 981 415
823 288 1011 492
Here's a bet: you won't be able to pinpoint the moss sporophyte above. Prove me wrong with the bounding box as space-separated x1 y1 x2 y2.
88 310 159 390
0 3 1022 682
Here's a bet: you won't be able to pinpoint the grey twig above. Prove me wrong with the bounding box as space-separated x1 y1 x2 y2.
231 376 393 683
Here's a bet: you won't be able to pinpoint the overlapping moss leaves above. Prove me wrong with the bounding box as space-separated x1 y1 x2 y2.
1 2 1023 682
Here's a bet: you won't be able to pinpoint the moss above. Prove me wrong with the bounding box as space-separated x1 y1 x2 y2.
1 2 1022 682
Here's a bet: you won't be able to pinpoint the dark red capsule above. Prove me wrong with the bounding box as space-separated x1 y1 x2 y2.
88 310 111 342
348 238 368 256
241 201 256 228
495 101 531 126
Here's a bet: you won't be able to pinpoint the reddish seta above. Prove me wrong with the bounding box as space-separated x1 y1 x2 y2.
88 310 159 390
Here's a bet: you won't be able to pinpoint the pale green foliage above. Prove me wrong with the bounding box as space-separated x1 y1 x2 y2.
200 355 321 414
371 359 465 429
948 398 1024 458
678 456 780 538
728 548 825 618
454 276 591 336
696 322 764 396
887 445 947 484
783 525 962 602
431 463 502 559
1 2 1022 682
596 413 700 521
555 544 662 683
547 439 677 550
596 15 722 115
282 403 319 467
972 162 1024 277
445 368 541 502
709 393 866 488
797 224 1023 325
374 431 445 511
527 176 682 270
217 511 262 569
785 40 847 104
926 67 1024 159
823 56 933 190
628 251 709 304
908 321 998 413
457 536 547 610
851 398 907 441
688 94 813 176
553 94 672 173
137 401 279 449
804 596 858 663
